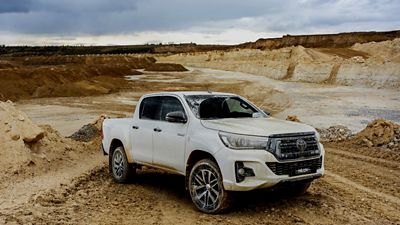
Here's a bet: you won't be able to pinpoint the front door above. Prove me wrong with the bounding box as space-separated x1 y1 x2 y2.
131 96 161 164
152 96 188 173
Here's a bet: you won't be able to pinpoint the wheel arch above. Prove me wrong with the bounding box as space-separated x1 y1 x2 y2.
108 139 125 170
185 150 218 188
109 138 124 155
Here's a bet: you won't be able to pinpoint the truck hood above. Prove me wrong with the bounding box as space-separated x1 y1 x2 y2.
200 117 316 136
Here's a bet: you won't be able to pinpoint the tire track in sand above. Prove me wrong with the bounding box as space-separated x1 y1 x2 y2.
325 170 400 205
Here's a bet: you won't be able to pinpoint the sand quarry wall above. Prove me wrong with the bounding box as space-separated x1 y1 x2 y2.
160 39 400 89
239 30 400 49
0 55 186 101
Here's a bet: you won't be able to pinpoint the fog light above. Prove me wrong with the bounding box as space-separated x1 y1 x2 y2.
235 162 255 183
238 168 245 176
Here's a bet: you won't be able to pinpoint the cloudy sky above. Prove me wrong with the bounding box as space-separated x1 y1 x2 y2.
0 0 399 45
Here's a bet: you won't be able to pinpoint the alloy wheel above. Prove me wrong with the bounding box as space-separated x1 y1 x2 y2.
189 160 226 213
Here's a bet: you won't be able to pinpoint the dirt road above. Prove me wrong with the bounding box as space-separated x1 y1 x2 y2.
1 143 399 225
1 68 399 224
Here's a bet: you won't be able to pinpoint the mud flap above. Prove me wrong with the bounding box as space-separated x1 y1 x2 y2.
101 144 108 155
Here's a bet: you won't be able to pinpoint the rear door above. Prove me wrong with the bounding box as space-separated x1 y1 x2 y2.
152 96 188 173
131 96 161 164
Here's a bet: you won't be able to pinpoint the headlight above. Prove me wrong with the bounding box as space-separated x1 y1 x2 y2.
219 131 268 150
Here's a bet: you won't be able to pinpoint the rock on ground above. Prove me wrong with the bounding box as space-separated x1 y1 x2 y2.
317 125 353 142
68 115 108 142
68 124 99 142
355 119 400 150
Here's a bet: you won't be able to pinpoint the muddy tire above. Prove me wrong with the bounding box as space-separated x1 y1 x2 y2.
110 146 135 183
188 159 231 214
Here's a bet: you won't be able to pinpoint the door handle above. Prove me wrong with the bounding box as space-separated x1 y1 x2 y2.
132 125 139 129
153 128 162 132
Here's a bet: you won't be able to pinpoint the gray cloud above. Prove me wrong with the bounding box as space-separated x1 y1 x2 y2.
0 0 399 44
0 0 32 13
0 0 273 35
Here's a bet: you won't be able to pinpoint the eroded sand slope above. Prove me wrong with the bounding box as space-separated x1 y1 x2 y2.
160 39 400 88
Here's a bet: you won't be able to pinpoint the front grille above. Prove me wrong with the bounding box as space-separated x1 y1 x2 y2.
266 156 323 176
267 132 320 160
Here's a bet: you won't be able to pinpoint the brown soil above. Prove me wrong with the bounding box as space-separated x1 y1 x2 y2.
145 63 188 72
0 55 187 101
240 30 400 50
1 142 399 224
354 119 400 147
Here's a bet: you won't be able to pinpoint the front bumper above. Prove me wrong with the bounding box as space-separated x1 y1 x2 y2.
214 143 325 191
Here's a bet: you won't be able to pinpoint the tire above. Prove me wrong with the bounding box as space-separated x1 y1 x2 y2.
188 159 231 214
110 146 135 183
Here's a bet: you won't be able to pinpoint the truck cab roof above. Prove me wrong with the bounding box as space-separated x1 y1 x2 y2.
142 91 236 99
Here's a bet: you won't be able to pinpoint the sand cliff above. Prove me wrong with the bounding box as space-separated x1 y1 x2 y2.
159 39 400 89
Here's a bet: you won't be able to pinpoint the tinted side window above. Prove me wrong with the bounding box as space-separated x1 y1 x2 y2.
140 97 161 120
160 96 185 121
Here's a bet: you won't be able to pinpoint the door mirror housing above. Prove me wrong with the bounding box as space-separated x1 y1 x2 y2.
166 111 187 123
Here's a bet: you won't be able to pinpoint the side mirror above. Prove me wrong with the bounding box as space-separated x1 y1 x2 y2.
263 110 271 116
166 111 187 123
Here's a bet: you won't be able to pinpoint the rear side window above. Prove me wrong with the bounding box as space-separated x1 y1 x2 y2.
140 97 161 120
160 96 186 121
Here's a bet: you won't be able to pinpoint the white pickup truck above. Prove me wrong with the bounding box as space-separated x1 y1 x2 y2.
101 91 324 213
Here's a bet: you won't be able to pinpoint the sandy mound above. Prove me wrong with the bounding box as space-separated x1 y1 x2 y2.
0 101 44 143
315 120 399 151
0 101 98 182
352 38 400 62
286 115 301 122
355 119 400 149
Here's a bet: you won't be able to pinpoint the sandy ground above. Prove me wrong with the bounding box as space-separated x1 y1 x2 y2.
1 68 399 225
16 67 400 135
1 144 399 225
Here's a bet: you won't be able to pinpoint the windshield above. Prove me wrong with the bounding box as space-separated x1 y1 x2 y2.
185 95 262 119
